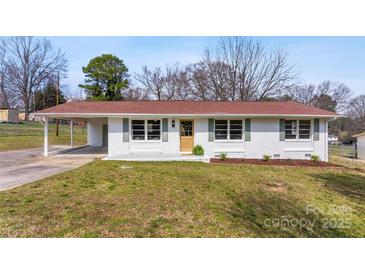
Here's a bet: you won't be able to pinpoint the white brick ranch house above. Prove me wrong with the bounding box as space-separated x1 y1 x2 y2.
35 101 337 161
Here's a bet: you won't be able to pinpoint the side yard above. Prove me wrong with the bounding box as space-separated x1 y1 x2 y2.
329 144 365 171
0 121 87 151
0 160 363 237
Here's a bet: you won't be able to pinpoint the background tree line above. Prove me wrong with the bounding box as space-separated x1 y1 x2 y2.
78 37 363 138
0 37 67 120
78 37 353 113
0 36 363 139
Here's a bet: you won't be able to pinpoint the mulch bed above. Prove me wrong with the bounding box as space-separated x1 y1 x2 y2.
210 158 343 168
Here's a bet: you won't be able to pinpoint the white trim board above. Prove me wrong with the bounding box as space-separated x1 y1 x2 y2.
34 113 338 118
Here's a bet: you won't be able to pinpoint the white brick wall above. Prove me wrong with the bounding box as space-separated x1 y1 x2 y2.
105 116 329 161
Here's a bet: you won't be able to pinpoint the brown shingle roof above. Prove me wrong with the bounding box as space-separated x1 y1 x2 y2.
35 100 337 116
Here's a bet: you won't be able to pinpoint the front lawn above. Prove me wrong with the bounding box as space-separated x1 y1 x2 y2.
329 155 365 172
0 161 364 237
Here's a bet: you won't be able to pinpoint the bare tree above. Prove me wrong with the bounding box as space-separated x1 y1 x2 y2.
285 84 316 105
198 37 297 101
164 63 191 100
347 95 365 119
198 51 231 101
135 66 165 100
64 87 86 102
124 87 149 101
347 95 365 133
2 37 67 120
0 40 10 108
316 81 352 111
134 37 296 102
186 63 211 101
135 63 192 100
286 81 352 112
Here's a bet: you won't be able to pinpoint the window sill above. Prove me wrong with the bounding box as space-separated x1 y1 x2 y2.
284 148 314 152
214 149 245 153
285 139 312 142
214 140 244 143
130 140 162 143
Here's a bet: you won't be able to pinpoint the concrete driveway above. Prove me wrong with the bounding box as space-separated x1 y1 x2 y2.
0 146 107 191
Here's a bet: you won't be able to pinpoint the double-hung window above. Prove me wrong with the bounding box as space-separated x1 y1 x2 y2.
147 120 161 140
298 120 311 139
215 120 228 140
285 120 311 140
230 120 243 140
215 120 243 140
285 120 297 140
132 120 145 140
131 120 161 141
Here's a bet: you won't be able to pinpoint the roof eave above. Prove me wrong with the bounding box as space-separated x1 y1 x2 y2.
353 132 365 138
33 112 338 118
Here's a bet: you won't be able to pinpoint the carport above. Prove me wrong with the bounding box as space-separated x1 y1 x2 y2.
38 115 108 157
42 117 73 157
42 117 76 157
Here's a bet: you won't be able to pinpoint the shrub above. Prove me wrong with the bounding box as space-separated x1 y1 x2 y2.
192 145 204 156
311 155 320 162
220 153 227 161
262 154 271 161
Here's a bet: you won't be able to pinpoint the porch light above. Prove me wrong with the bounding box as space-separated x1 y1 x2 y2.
172 120 175 128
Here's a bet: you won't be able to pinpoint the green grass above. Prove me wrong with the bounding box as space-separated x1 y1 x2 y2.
0 160 364 237
329 144 355 158
329 155 365 171
328 144 364 171
0 122 87 151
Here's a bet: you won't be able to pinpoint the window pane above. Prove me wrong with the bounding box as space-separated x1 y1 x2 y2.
147 120 161 140
285 120 297 139
215 120 227 140
180 121 193 136
230 120 242 140
299 120 310 139
132 120 145 140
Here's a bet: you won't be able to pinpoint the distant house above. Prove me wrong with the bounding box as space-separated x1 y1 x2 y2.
18 111 36 121
328 135 339 145
18 111 26 121
35 101 337 161
353 132 365 160
0 108 19 123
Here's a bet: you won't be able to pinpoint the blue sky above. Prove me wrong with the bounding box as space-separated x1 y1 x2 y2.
46 37 365 97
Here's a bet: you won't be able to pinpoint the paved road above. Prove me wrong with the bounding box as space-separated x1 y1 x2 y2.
0 146 106 191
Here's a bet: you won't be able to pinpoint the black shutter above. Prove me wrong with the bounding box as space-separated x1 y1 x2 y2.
208 119 214 142
162 118 168 142
245 119 251 141
123 118 129 142
279 119 285 141
314 119 320 141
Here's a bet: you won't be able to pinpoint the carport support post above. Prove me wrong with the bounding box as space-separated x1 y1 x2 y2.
44 117 48 157
70 120 74 148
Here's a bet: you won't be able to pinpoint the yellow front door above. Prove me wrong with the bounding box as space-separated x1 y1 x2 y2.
180 120 194 153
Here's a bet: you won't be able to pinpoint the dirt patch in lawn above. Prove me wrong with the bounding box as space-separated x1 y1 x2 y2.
263 181 288 193
210 158 343 167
